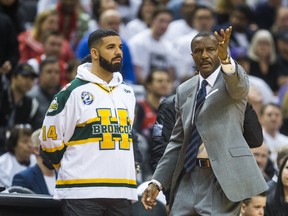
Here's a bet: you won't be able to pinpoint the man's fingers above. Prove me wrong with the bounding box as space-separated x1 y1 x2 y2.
141 189 158 210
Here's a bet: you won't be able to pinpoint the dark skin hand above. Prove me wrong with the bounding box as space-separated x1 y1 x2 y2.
214 26 232 61
141 26 233 211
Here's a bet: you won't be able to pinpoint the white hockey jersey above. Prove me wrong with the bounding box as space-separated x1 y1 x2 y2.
40 63 137 201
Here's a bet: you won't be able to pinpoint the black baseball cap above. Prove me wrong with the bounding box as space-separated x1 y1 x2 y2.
13 63 38 78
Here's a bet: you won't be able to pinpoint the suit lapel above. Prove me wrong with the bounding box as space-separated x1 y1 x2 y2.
201 72 222 112
33 164 49 195
181 77 199 129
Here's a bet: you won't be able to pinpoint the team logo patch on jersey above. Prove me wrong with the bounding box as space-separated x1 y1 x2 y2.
47 97 58 113
81 91 94 105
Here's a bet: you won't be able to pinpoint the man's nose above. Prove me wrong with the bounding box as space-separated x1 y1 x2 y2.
201 48 209 58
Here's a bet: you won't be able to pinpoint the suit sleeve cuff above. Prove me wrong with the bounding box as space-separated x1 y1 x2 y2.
221 58 236 75
151 179 163 190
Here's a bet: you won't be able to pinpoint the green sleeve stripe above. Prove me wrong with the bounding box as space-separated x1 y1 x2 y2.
46 78 89 116
42 146 67 165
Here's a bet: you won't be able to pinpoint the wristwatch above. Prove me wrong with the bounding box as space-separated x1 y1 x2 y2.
220 54 230 64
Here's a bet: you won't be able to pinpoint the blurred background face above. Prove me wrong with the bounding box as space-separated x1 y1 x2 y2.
44 35 63 57
255 40 272 58
99 10 122 33
147 71 172 97
13 75 35 93
151 12 172 38
193 8 215 32
181 0 197 21
14 132 33 163
251 144 269 172
41 14 59 33
276 8 288 30
141 0 157 24
277 39 288 59
39 62 60 90
260 105 282 131
230 10 249 32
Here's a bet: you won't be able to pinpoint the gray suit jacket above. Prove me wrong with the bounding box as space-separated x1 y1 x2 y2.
153 64 268 206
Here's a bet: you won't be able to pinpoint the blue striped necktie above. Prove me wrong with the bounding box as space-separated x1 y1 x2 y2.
184 80 208 173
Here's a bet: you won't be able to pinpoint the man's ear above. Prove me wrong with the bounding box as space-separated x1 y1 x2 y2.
240 203 246 214
90 48 99 60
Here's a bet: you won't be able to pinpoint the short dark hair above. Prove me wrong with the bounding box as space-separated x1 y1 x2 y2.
259 103 281 116
191 32 216 52
137 0 159 20
151 7 173 21
6 124 33 154
145 69 169 88
39 56 59 74
88 29 119 49
242 191 266 206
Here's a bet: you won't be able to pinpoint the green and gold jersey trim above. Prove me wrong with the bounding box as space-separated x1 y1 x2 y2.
56 178 137 189
41 141 66 165
47 78 89 116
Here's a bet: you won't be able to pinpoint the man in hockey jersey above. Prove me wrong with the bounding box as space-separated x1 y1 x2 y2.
40 29 137 216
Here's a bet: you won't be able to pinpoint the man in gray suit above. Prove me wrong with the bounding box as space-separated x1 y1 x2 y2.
141 26 268 215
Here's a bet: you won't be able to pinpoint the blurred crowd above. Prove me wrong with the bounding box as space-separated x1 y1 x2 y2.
0 0 288 214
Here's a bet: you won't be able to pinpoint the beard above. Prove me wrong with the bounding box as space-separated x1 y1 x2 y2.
99 54 122 73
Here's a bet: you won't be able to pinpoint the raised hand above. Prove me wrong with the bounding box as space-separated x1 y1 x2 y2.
214 26 232 60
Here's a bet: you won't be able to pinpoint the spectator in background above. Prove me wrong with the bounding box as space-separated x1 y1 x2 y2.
27 57 61 127
214 0 247 25
128 7 178 84
0 124 36 188
125 0 159 40
27 30 68 87
254 0 281 30
247 29 281 94
163 0 198 43
267 146 288 201
271 7 288 36
230 46 275 108
265 156 288 216
114 0 141 24
65 58 81 83
259 103 288 169
0 13 19 84
134 69 172 181
0 0 25 34
251 142 275 181
0 63 40 155
76 9 136 84
18 9 74 63
12 128 56 195
55 0 89 50
275 31 288 88
240 192 266 216
215 3 256 51
88 0 118 31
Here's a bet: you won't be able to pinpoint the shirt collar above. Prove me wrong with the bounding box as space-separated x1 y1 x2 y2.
198 65 221 88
